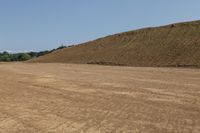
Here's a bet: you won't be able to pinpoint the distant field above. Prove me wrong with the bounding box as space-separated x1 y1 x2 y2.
0 63 199 132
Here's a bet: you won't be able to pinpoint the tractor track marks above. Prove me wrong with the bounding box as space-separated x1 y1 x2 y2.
0 63 199 132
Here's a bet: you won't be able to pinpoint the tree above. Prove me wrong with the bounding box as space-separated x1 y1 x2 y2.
18 53 32 61
0 54 11 61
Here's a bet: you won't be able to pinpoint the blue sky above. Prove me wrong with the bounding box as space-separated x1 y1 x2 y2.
0 0 200 52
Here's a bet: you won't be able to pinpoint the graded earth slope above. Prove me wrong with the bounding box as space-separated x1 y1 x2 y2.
29 20 200 67
0 63 199 132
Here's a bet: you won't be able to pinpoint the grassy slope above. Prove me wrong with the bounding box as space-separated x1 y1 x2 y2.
29 20 200 67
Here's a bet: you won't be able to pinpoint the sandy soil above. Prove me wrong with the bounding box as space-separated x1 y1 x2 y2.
0 63 199 133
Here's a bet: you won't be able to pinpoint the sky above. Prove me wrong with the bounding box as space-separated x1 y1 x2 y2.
0 0 200 52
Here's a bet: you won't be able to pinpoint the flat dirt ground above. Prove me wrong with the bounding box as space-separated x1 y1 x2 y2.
0 63 199 133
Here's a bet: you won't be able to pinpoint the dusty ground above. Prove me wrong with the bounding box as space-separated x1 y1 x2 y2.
0 63 199 133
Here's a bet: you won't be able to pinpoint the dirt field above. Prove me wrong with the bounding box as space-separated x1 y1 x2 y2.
0 63 199 133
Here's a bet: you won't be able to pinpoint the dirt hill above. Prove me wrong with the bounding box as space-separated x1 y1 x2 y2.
29 20 200 67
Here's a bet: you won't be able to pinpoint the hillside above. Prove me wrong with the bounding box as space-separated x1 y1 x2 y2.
29 20 200 67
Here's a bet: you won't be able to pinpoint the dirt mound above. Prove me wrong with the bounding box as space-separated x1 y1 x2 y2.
29 20 200 67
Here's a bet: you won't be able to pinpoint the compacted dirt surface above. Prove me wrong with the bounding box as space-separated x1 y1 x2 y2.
0 63 199 133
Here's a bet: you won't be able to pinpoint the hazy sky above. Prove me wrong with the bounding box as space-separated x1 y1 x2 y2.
0 0 200 52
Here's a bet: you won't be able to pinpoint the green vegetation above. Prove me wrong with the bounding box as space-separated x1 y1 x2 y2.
0 45 67 62
0 52 35 62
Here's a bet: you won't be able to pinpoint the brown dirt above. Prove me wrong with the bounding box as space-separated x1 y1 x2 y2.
29 20 200 67
0 63 199 132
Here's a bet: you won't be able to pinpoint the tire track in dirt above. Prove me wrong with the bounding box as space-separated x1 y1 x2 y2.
0 63 199 132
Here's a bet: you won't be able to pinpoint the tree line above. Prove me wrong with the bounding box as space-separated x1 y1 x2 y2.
0 45 67 62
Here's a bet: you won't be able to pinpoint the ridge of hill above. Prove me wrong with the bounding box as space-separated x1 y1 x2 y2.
29 20 200 67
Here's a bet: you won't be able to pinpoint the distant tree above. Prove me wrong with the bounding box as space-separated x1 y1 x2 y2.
18 53 32 61
3 51 9 55
0 54 10 61
0 45 68 62
37 50 50 57
56 45 66 50
28 52 38 57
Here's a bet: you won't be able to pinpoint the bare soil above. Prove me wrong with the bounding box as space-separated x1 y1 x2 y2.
29 20 200 67
0 63 199 133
